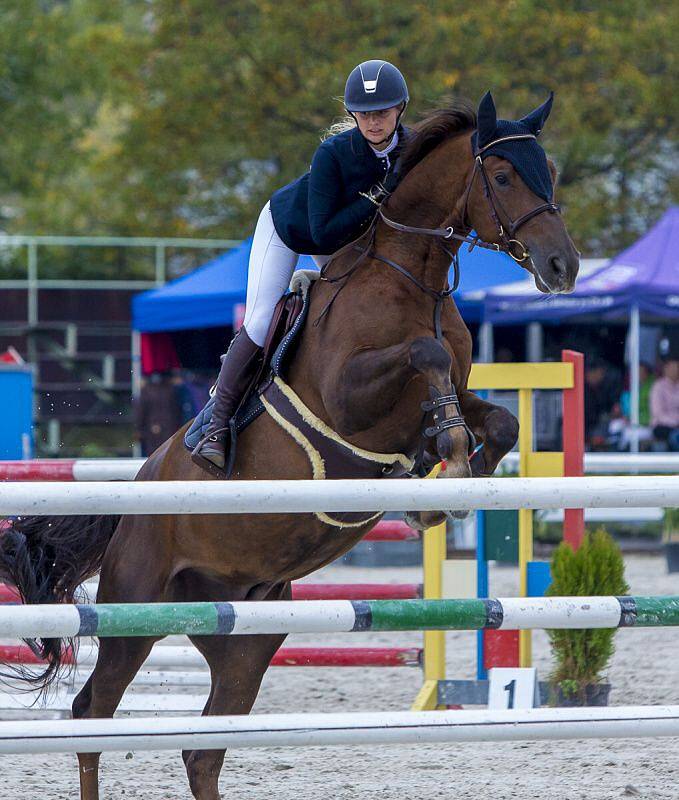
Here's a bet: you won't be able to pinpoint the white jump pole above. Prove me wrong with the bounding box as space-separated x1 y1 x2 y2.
0 691 211 715
84 645 206 669
2 453 679 481
72 459 144 481
1 707 679 754
500 452 679 473
1 476 679 516
1 669 212 692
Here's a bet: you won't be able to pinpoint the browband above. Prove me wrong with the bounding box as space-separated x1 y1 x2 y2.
475 133 537 155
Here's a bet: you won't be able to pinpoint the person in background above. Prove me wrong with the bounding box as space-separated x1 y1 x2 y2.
650 358 679 450
609 362 655 450
171 369 197 424
182 369 213 419
584 358 621 449
495 347 515 363
134 371 183 457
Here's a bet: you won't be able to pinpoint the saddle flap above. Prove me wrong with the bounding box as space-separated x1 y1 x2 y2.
262 291 304 365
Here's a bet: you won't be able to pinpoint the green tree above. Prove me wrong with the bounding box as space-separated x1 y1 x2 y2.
547 528 629 700
1 0 677 255
0 0 147 234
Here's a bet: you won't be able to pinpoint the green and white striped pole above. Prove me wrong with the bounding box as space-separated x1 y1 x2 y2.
1 596 679 639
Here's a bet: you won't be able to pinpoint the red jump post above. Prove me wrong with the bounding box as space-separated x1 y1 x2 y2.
562 350 585 549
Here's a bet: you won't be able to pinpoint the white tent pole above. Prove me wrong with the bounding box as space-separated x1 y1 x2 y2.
630 304 641 454
527 322 543 362
131 330 143 458
479 322 494 363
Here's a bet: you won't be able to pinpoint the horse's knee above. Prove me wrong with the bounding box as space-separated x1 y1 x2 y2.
408 337 451 378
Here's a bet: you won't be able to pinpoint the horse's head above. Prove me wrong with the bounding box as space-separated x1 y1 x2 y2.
460 91 580 293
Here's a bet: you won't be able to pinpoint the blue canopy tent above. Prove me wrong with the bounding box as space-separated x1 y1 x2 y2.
132 236 521 333
132 238 277 333
453 246 521 322
482 206 679 449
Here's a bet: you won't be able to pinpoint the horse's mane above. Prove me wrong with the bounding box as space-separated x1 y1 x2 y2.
399 99 477 176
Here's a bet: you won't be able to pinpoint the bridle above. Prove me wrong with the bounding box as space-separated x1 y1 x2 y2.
315 132 561 477
379 132 561 265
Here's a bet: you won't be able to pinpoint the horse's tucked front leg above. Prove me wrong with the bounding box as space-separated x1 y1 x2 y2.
326 337 471 473
458 389 519 476
326 336 474 532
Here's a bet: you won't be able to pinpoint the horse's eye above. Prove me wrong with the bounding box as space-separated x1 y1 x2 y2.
495 173 509 186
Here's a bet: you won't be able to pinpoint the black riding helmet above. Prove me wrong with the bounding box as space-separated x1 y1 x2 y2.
344 60 409 143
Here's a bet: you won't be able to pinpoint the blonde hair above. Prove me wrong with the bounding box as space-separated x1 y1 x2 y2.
321 99 357 141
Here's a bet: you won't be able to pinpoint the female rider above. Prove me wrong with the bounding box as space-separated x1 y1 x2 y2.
192 59 410 475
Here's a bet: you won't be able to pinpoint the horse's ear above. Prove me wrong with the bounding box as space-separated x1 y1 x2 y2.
519 91 554 136
476 91 497 147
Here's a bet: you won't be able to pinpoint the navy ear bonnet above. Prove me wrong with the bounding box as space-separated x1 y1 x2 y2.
471 91 555 203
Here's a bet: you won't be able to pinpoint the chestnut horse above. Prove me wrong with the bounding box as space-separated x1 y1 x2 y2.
0 93 578 799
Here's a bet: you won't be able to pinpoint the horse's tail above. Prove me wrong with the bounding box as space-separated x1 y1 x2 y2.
0 513 121 691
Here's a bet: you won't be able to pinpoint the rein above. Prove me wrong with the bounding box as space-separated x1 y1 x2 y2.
314 217 456 342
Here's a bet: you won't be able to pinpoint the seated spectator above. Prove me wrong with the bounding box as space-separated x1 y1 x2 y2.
495 347 515 363
611 362 655 450
650 358 679 451
620 362 654 425
171 369 197 425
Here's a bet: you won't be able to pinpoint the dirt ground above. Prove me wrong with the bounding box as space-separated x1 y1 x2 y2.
1 553 678 799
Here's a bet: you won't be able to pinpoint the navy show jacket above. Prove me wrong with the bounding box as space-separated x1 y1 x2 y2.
269 124 409 255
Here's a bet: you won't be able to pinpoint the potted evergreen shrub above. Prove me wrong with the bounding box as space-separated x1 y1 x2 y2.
547 528 629 706
663 508 679 573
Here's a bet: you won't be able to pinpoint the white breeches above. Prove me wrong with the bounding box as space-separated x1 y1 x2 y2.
243 201 328 346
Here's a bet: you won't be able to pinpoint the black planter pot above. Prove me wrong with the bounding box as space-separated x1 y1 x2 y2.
553 683 611 707
665 542 679 573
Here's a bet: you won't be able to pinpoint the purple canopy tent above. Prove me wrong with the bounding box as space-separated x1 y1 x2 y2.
484 206 679 324
483 207 679 450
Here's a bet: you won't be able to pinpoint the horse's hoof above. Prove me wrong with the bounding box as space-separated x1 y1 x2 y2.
403 511 430 532
404 510 449 531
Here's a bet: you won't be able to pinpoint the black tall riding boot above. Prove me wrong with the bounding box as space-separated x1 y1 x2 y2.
191 328 262 476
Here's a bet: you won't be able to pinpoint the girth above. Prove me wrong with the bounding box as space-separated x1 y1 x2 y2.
260 376 414 527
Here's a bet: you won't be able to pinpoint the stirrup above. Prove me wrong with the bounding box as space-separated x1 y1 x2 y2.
191 426 229 478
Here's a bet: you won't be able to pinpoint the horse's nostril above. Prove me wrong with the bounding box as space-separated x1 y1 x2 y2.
549 255 567 279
